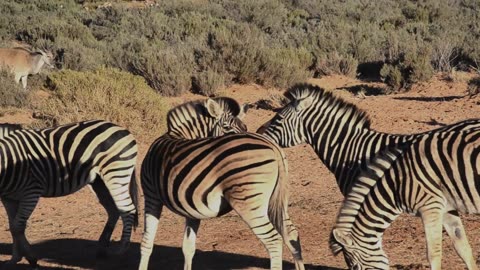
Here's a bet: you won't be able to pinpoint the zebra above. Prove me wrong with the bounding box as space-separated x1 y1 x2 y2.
330 126 480 270
0 120 139 268
139 97 305 270
256 83 480 268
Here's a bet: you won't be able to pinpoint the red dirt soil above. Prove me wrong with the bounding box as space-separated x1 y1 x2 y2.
0 74 479 270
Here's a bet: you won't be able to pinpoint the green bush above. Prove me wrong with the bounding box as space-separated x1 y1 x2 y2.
1 0 479 95
404 45 434 84
0 70 29 108
128 44 195 96
380 64 403 90
37 68 169 140
259 47 313 87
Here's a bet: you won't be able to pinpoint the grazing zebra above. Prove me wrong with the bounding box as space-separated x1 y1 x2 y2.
256 83 480 267
0 120 138 268
139 98 304 270
330 126 480 270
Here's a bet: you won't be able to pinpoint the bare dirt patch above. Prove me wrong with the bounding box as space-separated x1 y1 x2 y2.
1 74 479 269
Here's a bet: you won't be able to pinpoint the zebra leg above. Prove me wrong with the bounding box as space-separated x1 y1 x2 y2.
281 211 304 270
90 180 120 258
443 210 478 270
103 174 137 255
232 205 283 270
421 208 444 270
139 199 163 270
1 198 21 264
5 195 40 268
182 218 200 270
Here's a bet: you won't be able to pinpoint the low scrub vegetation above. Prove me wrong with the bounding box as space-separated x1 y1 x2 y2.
35 68 169 140
1 0 479 95
0 70 29 108
468 76 480 97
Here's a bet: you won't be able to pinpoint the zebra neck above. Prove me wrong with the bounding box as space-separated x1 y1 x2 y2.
306 117 401 193
168 119 214 139
336 170 401 242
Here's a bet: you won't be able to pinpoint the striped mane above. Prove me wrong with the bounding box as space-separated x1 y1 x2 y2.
285 83 371 129
166 97 242 134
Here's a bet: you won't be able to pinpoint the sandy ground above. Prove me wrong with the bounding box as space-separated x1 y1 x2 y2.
0 74 479 270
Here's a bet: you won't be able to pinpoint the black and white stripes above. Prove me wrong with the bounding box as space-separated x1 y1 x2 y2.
0 120 138 267
257 83 480 269
139 98 304 270
331 127 480 270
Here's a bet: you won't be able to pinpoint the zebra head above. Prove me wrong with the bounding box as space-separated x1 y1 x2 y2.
257 87 314 147
167 97 248 139
207 97 248 136
330 228 389 270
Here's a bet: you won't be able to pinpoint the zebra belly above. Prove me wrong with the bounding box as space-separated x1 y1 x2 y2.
162 193 232 219
42 170 98 197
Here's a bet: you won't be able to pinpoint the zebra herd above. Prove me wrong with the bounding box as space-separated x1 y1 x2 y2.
0 83 478 270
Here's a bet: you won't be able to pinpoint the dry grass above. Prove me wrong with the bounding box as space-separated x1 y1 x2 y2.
34 68 169 141
0 70 29 108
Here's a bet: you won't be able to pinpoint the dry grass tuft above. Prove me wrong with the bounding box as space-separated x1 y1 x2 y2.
34 68 169 141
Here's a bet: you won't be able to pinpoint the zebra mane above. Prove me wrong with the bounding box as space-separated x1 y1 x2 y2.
0 123 23 140
0 123 23 130
330 146 403 254
166 97 242 134
284 83 371 129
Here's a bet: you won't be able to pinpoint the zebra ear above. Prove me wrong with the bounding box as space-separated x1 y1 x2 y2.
294 96 314 111
237 103 249 120
332 228 354 247
205 98 224 119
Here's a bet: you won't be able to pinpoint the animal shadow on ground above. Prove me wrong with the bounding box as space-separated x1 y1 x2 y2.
393 95 466 102
0 239 343 270
339 85 389 96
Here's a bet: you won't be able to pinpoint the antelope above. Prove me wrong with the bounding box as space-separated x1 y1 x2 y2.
0 47 55 90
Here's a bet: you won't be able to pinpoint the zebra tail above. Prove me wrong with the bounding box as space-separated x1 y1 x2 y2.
268 148 289 238
129 168 139 229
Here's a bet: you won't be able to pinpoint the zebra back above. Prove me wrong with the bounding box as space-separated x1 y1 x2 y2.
258 83 480 194
0 120 138 198
167 97 248 139
0 123 22 139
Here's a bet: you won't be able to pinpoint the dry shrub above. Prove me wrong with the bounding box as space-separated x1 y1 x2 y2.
468 76 480 97
313 51 358 78
259 47 313 88
0 70 29 108
380 64 403 91
36 68 169 141
192 68 225 96
129 45 195 96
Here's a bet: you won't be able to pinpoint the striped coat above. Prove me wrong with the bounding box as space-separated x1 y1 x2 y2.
139 98 304 270
0 120 138 267
331 127 480 270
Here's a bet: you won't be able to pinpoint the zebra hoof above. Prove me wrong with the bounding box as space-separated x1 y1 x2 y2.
5 256 21 265
27 258 38 269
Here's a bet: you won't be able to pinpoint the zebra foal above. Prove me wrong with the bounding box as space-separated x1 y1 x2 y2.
139 98 304 270
0 120 138 268
331 127 480 270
